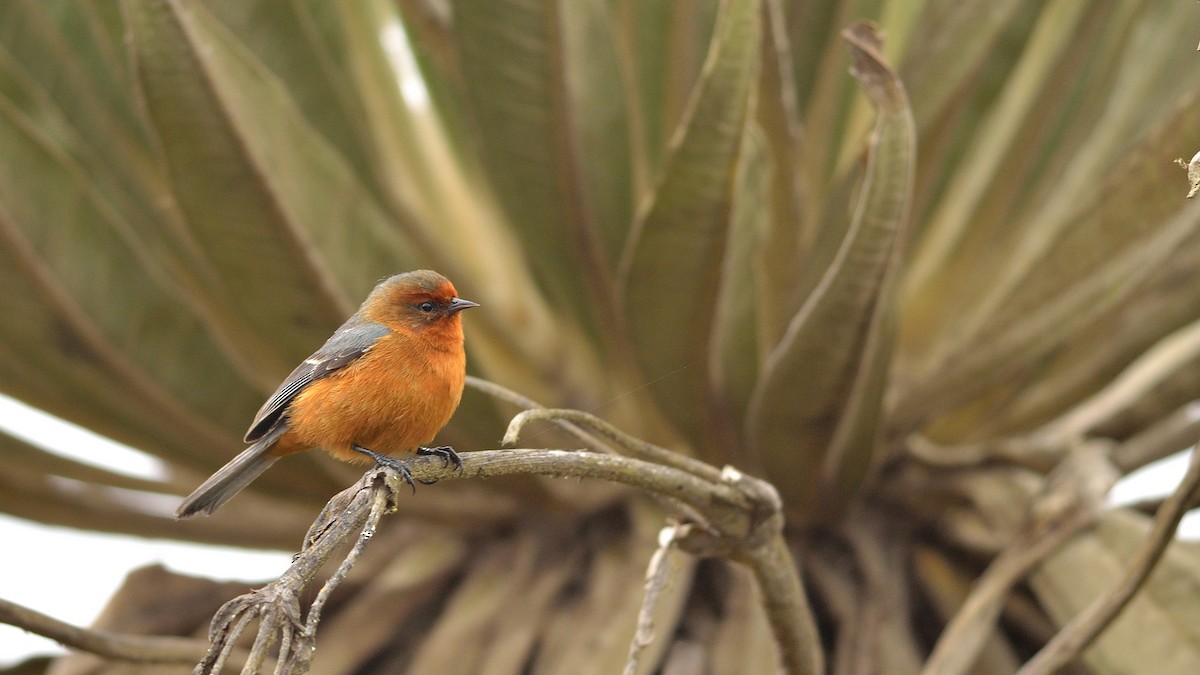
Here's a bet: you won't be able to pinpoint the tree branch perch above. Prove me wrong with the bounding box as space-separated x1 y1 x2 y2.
187 443 820 675
0 596 238 666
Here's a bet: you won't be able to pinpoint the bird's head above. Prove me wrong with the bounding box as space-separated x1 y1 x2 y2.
365 270 478 337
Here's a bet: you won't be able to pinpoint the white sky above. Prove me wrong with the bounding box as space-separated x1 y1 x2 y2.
0 391 1196 667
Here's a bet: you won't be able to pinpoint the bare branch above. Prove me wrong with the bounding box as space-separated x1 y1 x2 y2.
466 375 620 454
193 477 376 674
0 596 229 665
739 534 825 675
185 444 822 674
306 485 391 635
503 407 724 482
7 427 816 667
624 522 689 675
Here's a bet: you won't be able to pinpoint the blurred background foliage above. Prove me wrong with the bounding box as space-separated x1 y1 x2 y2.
3 0 1200 672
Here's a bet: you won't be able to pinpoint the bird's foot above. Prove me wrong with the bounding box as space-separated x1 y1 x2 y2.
409 446 462 485
418 445 463 472
352 445 417 495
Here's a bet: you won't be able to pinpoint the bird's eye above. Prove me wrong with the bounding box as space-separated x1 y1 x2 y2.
419 301 436 313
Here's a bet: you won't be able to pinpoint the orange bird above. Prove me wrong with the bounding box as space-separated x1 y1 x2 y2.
176 270 477 518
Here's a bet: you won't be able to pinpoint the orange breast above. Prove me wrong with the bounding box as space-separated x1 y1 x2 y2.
276 333 466 463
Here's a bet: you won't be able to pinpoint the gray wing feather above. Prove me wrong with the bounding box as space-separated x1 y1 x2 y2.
244 319 391 442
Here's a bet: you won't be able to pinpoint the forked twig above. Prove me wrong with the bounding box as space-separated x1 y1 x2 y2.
623 522 689 675
194 472 379 674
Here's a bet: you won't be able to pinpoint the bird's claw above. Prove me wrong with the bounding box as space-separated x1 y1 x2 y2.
418 445 463 472
353 445 417 495
394 463 418 494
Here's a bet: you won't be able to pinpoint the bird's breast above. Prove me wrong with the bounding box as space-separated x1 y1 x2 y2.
282 333 466 462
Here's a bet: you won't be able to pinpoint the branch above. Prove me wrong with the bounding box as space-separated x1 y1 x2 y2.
740 532 825 675
0 596 238 665
193 477 377 675
504 408 724 482
191 445 822 674
623 522 688 675
466 375 621 454
1018 444 1200 675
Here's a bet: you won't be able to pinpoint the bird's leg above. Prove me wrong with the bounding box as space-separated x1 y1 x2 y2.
352 444 416 495
417 445 463 472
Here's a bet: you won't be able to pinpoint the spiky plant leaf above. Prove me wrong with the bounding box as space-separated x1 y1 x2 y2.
447 0 632 344
0 67 253 456
125 0 417 357
619 0 760 456
748 22 913 518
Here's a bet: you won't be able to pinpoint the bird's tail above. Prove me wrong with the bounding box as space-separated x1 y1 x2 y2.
175 433 282 518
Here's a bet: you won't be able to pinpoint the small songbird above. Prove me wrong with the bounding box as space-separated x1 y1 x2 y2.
176 270 477 518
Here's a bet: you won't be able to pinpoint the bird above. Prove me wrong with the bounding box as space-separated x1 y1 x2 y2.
176 270 477 518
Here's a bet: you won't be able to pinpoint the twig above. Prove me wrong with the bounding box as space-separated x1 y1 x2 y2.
466 375 620 454
1018 445 1200 675
244 611 282 674
208 608 254 674
0 596 220 664
503 408 724 482
623 522 688 675
738 535 824 675
4 437 825 672
194 478 376 674
274 627 295 675
303 485 391 636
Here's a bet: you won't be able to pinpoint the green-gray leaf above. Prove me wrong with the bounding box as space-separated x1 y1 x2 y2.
746 23 914 517
618 0 760 456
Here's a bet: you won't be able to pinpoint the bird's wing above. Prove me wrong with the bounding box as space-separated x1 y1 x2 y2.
244 319 392 442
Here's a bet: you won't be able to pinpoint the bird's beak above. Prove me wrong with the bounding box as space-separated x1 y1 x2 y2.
448 297 479 313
